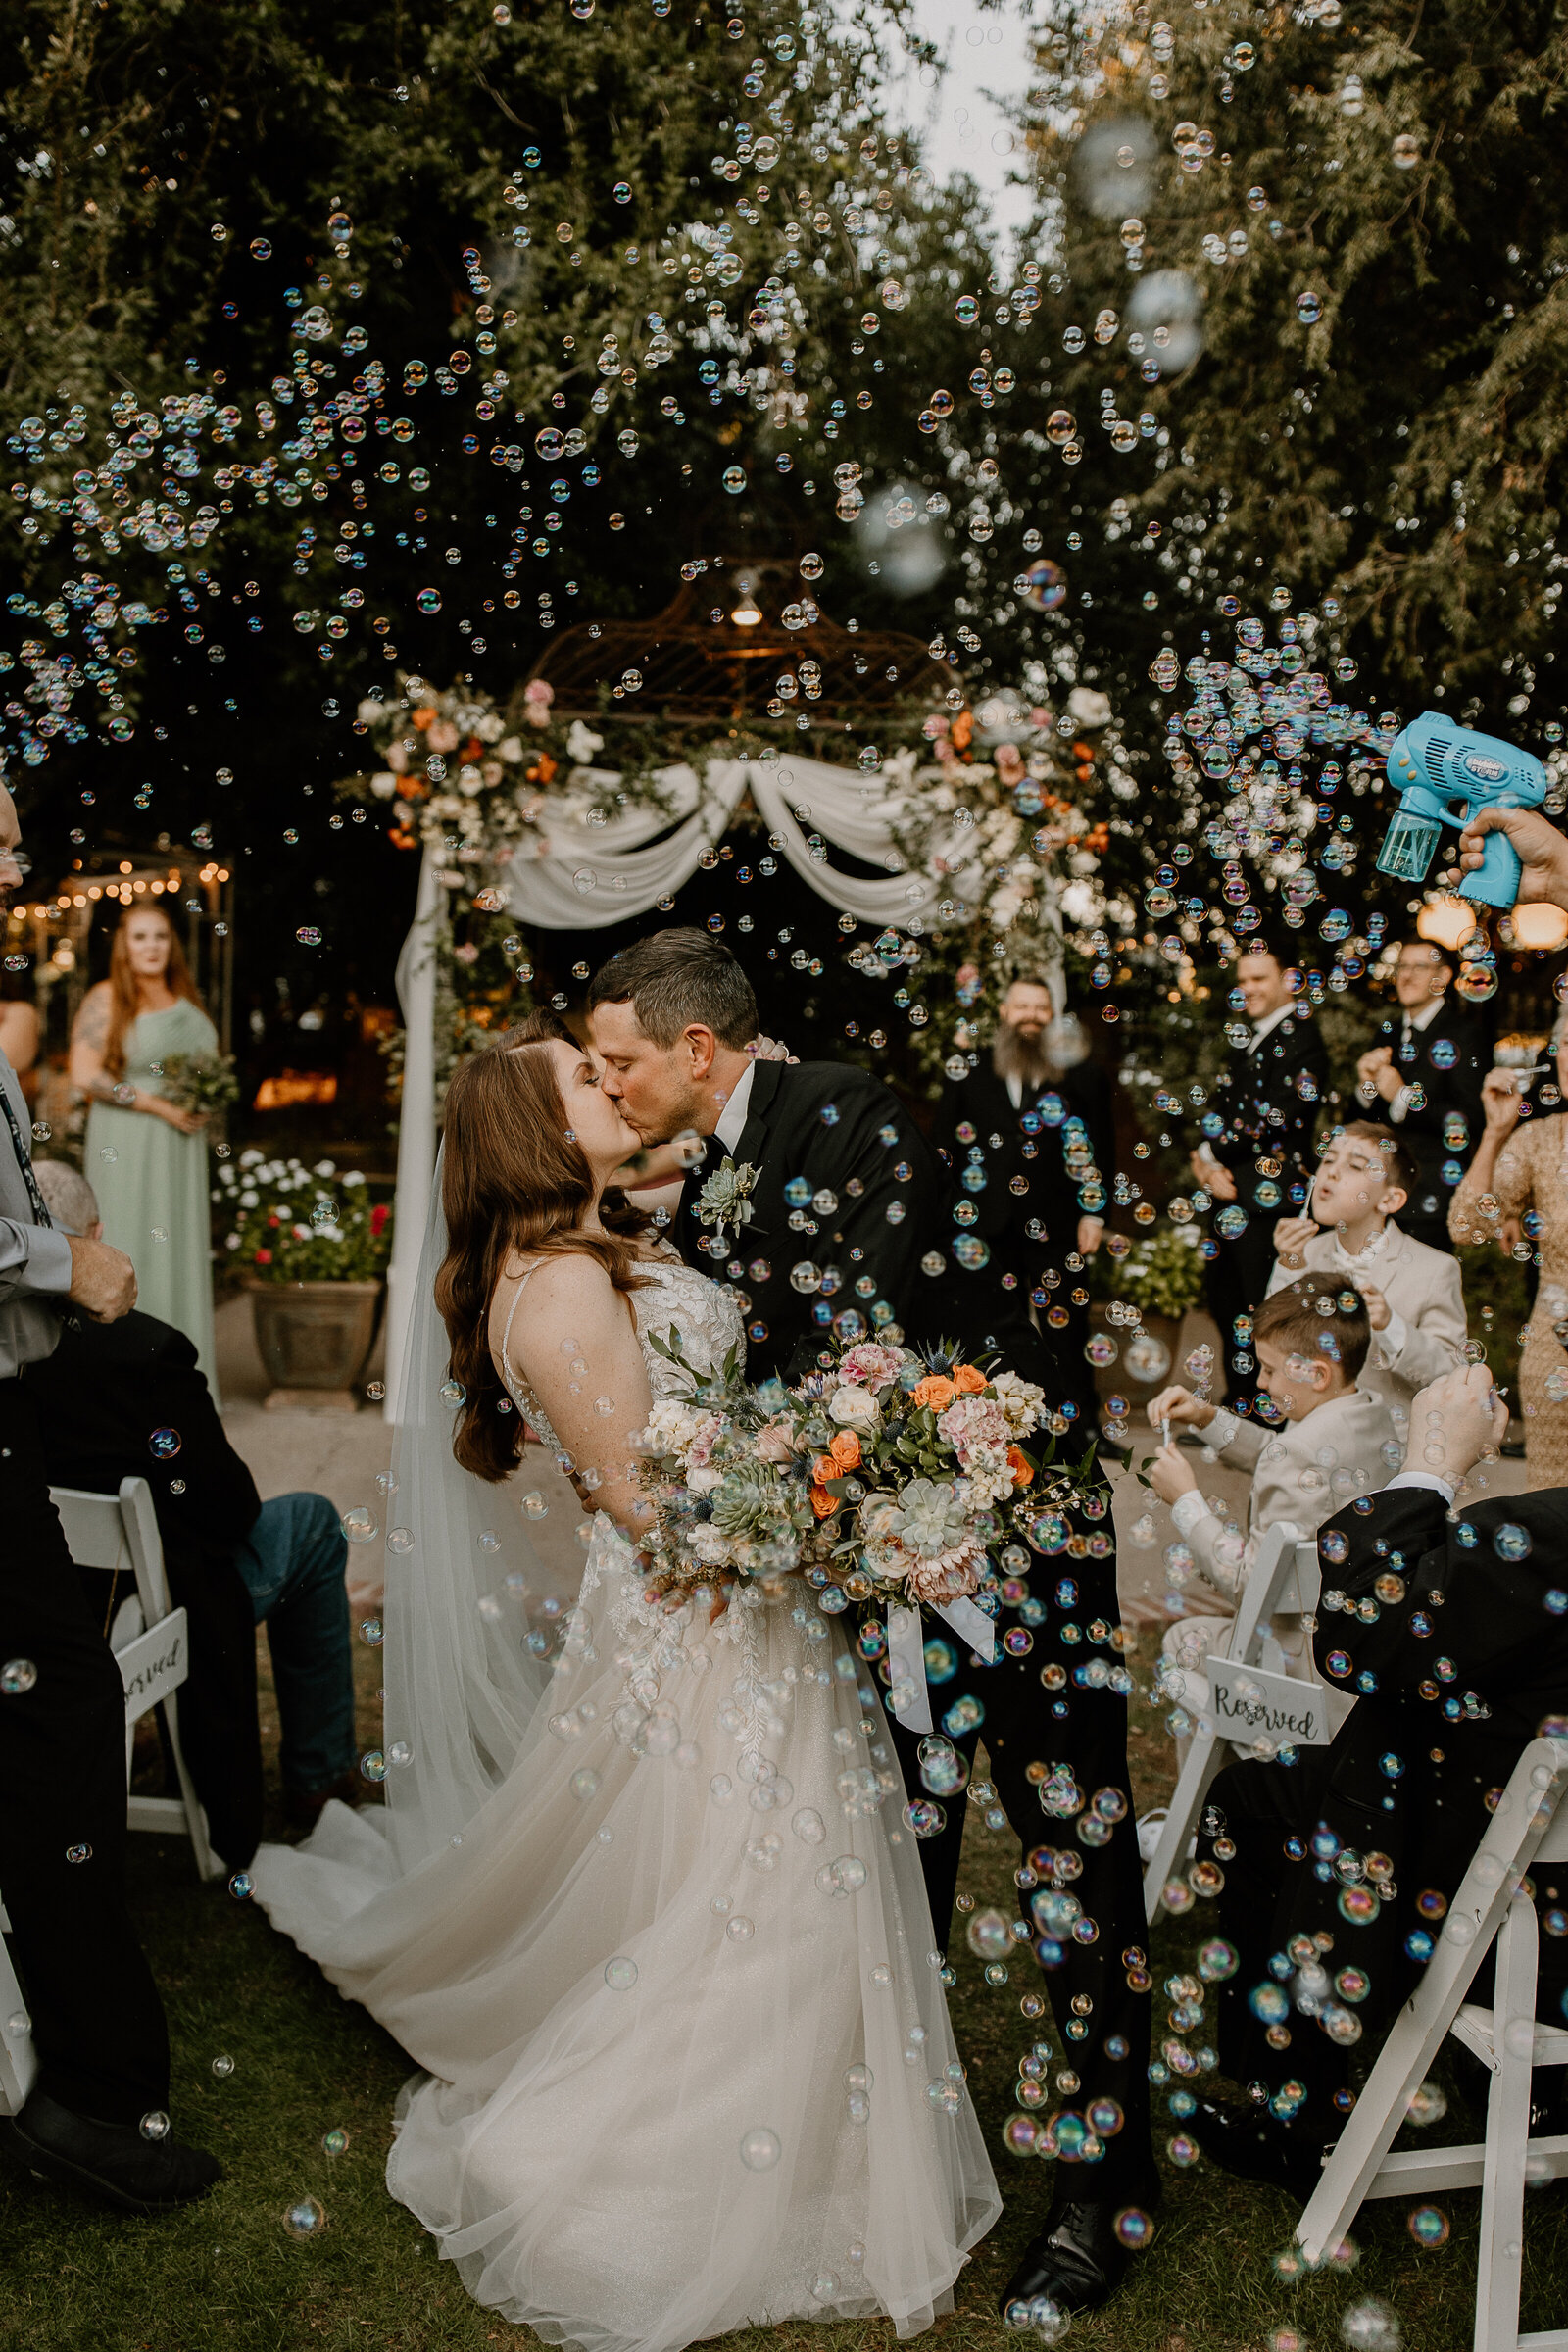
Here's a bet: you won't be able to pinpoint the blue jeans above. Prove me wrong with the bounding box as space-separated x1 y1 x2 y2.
233 1493 356 1795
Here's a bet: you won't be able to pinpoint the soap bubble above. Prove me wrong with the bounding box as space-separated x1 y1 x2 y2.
722 466 747 494
440 1378 466 1408
605 1955 639 1989
148 1427 181 1460
416 588 442 614
1114 2205 1153 2248
739 2125 781 2169
342 1505 378 1544
283 2195 326 2238
322 2127 350 2156
227 1870 255 1900
1341 2301 1400 2350
250 237 272 260
1407 2203 1449 2248
955 295 979 325
1297 291 1323 325
966 1907 1013 1960
1 1659 37 1695
296 925 321 947
211 2053 235 2078
387 1527 414 1554
66 1843 91 1864
361 1750 387 1783
360 1616 384 1646
139 2110 171 2141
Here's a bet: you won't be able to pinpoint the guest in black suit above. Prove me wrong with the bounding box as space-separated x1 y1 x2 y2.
0 784 218 2214
938 976 1115 1435
590 930 1155 2319
1191 941 1328 1409
1187 1366 1568 2191
29 1161 360 1863
1355 939 1491 1253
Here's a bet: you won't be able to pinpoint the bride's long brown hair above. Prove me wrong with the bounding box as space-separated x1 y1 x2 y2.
435 1010 654 1483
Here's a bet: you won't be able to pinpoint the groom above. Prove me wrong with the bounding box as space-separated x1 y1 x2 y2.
588 929 1156 2317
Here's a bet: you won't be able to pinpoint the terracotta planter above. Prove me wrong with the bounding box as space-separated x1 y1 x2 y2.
245 1278 384 1412
1086 1304 1184 1403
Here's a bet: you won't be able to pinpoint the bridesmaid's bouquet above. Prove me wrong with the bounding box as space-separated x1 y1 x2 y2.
159 1049 240 1125
635 1332 1089 1609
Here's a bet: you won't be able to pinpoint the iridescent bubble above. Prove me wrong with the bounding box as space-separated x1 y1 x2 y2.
1341 2300 1400 2350
386 1527 414 1554
1 1659 38 1696
211 2053 235 2078
148 1427 181 1460
283 2195 326 2238
605 1955 639 1990
296 925 322 947
360 1750 387 1783
1407 2203 1448 2248
439 1378 466 1408
722 466 747 494
139 2110 170 2141
65 1843 91 1865
416 589 442 614
250 237 272 260
359 1616 384 1646
1297 290 1323 325
227 1870 255 1900
739 2125 781 2170
954 296 979 325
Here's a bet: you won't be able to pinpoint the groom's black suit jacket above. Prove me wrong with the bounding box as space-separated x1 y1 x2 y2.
672 1057 947 1387
672 1056 1070 1401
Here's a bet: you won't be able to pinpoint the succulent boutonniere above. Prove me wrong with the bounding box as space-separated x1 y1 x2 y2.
695 1157 759 1243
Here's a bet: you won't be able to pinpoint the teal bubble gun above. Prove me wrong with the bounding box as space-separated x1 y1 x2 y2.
1377 711 1548 907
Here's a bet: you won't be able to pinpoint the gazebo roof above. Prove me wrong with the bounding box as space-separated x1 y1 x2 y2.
524 557 953 727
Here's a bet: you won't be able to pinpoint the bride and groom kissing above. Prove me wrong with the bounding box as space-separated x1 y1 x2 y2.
248 925 1156 2346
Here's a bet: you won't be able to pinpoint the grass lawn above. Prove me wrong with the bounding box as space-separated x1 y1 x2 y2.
2 1633 1564 2352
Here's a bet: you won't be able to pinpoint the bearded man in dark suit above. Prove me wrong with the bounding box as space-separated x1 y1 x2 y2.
1355 938 1491 1253
589 929 1157 2319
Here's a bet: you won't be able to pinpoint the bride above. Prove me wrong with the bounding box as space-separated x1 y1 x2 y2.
249 1010 1000 2351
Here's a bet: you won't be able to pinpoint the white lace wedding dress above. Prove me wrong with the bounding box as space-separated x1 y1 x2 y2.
250 1249 1000 2351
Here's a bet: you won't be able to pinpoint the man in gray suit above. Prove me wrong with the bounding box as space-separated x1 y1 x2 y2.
0 783 220 2213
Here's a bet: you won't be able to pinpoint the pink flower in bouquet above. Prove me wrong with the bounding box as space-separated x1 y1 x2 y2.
994 742 1026 785
524 679 555 728
937 1396 1009 1459
428 719 460 755
905 1543 985 1606
837 1341 907 1392
755 1419 798 1464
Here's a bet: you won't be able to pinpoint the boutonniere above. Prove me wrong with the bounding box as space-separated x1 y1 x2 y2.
695 1157 758 1243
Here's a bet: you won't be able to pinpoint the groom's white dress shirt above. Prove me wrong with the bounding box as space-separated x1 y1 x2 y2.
711 1059 756 1155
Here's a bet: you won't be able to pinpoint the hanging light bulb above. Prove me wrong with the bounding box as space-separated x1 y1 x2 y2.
731 578 763 627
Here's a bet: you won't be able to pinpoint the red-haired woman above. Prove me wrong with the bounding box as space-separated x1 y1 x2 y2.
246 1010 999 2348
70 903 219 1388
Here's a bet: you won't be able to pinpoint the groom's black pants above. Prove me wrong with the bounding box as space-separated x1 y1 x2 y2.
0 1374 171 2124
882 1544 1155 2204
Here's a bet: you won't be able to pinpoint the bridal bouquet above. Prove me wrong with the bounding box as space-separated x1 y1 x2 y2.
159 1049 240 1123
635 1331 1084 1610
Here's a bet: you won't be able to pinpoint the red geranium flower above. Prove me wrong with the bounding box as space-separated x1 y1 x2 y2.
254 1248 272 1265
369 1202 390 1237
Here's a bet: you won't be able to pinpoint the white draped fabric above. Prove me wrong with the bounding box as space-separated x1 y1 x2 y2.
383 757 981 1419
503 756 974 930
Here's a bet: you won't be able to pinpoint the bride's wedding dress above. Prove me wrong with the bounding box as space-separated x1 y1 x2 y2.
250 1247 1000 2352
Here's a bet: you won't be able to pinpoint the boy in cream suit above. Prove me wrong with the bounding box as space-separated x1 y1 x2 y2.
1146 1277 1401 1690
1268 1121 1467 1454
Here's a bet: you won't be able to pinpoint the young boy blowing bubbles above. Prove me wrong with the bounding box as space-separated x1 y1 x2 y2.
1268 1122 1468 1439
1145 1278 1403 1692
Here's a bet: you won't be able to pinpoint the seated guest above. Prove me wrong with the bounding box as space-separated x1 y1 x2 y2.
30 1162 360 1857
1188 1364 1568 2187
1269 1122 1467 1436
1147 1278 1400 1689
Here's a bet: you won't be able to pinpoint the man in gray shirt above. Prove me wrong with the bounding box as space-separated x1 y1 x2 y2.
0 782 219 2212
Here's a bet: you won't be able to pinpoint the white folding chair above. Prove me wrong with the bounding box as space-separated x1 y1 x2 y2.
1143 1521 1324 1926
1 1477 220 2116
1297 1735 1568 2352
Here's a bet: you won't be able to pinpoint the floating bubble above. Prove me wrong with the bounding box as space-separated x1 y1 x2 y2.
1296 290 1323 324
361 1750 387 1783
139 2110 170 2141
1407 2203 1449 2248
228 1870 255 1900
1 1659 37 1696
605 1955 639 1990
148 1427 181 1460
283 2195 326 2239
66 1843 91 1864
439 1378 466 1408
739 2125 781 2170
955 295 979 325
250 237 272 260
416 589 442 614
1341 2301 1400 2350
211 2053 235 2078
722 466 747 494
296 925 322 947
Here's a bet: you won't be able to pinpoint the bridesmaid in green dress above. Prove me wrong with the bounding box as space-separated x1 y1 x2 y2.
70 904 220 1393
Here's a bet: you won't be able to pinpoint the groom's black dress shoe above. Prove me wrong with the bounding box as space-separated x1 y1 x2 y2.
1188 2096 1334 2200
0 2091 221 2215
999 2180 1161 2319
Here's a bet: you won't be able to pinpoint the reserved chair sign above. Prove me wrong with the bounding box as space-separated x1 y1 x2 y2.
1204 1655 1334 1748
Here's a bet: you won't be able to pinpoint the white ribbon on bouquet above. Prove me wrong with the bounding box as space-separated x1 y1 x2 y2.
885 1596 999 1739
